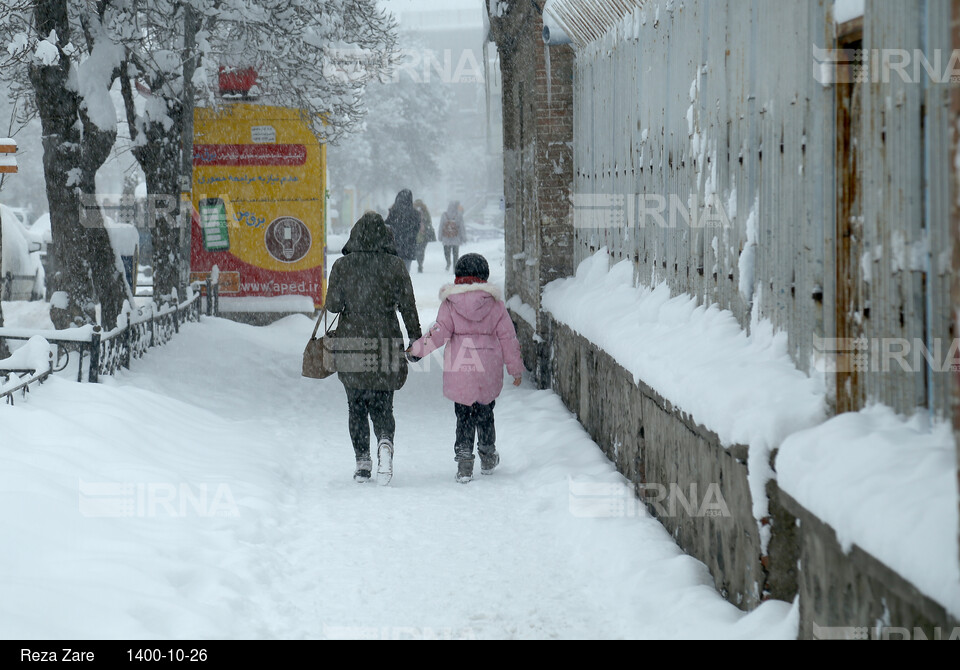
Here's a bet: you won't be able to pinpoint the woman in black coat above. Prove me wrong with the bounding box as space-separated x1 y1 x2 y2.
325 212 422 485
385 189 420 272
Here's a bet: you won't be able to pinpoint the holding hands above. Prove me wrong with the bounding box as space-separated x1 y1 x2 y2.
405 347 521 387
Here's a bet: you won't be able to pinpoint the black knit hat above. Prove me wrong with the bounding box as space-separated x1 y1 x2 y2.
454 253 490 280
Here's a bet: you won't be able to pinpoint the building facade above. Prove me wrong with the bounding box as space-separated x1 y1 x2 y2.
488 0 960 638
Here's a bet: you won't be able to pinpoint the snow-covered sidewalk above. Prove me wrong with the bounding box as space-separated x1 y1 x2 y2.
0 239 797 639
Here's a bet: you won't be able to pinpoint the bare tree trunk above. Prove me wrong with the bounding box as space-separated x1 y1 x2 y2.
28 0 127 329
79 112 129 328
140 118 184 303
28 1 95 329
120 65 186 304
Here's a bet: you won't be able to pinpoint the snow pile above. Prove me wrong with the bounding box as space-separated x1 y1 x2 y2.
506 295 537 329
776 405 960 620
0 335 53 373
543 250 826 452
542 250 827 549
0 337 51 401
219 295 316 314
0 336 53 394
0 374 287 638
104 218 140 258
1 301 54 332
33 31 60 66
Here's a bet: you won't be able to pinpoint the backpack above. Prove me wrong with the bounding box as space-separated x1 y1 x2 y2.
442 216 459 240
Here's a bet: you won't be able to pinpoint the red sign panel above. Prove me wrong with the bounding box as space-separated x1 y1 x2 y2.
193 144 307 167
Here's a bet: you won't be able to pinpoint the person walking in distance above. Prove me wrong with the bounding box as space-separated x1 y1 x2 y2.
413 199 435 273
439 200 467 272
385 189 421 274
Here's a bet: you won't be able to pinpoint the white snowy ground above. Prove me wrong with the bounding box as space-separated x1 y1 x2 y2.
0 237 797 640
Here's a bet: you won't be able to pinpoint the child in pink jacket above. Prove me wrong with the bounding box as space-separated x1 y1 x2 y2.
408 254 524 483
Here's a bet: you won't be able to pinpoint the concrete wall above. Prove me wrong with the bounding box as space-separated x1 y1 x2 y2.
783 492 959 640
546 316 799 609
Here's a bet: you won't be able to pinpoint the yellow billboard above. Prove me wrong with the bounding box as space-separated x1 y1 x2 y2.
190 104 326 310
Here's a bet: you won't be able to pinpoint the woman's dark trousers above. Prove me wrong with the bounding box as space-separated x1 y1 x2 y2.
346 388 396 459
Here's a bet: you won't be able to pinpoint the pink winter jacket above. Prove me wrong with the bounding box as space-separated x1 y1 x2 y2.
409 283 524 406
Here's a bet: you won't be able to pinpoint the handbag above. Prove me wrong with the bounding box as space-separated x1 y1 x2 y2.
302 308 340 379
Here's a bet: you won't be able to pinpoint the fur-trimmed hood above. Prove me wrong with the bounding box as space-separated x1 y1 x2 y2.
438 283 503 322
439 282 502 302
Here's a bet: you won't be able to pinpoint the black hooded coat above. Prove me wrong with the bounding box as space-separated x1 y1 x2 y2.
385 189 421 262
325 212 422 391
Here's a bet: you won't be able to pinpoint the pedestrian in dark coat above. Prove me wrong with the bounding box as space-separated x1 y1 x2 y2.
325 211 422 485
413 199 435 273
385 189 420 272
439 200 467 271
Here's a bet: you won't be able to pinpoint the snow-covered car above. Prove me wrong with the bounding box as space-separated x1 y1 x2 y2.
1 204 46 301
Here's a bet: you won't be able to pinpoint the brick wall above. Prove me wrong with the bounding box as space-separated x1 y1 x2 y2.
488 1 574 383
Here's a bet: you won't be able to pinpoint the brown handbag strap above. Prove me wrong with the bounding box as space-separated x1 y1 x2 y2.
311 307 339 340
311 308 327 340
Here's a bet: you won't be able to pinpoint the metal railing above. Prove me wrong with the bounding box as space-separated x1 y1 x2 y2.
0 282 207 388
0 353 54 406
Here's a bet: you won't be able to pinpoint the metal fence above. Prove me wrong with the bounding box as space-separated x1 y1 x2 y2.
0 284 210 402
568 0 955 417
0 356 53 406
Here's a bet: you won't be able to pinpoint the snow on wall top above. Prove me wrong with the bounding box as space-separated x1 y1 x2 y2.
542 250 828 552
777 405 960 620
543 250 826 453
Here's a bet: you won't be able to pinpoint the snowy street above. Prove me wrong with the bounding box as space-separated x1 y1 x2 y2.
1 238 796 640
